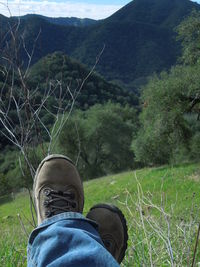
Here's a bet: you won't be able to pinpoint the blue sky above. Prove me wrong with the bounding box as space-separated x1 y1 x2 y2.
28 0 130 4
0 0 200 19
0 0 130 19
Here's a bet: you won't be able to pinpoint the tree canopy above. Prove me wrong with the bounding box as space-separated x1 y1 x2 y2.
59 103 138 179
176 10 200 65
133 11 200 165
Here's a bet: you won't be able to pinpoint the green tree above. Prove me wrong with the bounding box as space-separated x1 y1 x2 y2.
133 11 200 165
176 10 200 65
59 103 138 179
0 174 11 195
133 64 200 165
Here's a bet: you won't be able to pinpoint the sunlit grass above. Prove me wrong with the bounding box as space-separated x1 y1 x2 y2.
0 162 200 266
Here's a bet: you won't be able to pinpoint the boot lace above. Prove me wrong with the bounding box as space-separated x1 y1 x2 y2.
43 188 77 217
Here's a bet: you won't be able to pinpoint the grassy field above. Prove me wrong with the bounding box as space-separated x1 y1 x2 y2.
0 162 200 266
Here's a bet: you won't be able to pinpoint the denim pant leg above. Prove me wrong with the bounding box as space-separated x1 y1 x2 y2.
27 212 120 267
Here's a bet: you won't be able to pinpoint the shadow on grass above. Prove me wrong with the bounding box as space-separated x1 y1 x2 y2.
0 194 13 205
147 160 200 173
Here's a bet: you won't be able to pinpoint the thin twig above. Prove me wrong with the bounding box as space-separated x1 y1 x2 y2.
191 222 200 267
17 213 29 238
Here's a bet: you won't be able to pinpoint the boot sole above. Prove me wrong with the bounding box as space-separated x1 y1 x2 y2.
88 203 128 263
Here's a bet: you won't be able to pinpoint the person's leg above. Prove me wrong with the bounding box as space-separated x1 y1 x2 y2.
28 212 120 267
28 154 120 266
28 154 127 266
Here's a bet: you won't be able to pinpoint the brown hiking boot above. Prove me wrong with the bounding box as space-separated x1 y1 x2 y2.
86 204 128 264
34 154 84 225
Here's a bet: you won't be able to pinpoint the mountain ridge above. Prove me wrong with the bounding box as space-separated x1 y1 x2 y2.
16 14 98 27
108 0 199 26
0 0 200 90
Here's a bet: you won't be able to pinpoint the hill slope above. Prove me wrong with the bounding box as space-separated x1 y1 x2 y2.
73 0 200 86
28 51 138 108
1 0 200 90
19 14 97 27
0 162 200 265
0 52 137 149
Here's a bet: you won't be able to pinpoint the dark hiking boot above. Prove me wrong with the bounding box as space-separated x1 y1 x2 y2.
86 203 128 264
34 154 84 225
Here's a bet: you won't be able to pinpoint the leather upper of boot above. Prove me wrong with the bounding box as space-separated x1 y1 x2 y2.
34 155 84 225
87 205 127 263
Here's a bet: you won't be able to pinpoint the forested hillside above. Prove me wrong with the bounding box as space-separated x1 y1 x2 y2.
1 0 200 90
0 51 137 148
19 14 97 27
133 10 200 166
0 51 137 194
28 52 137 109
0 2 200 196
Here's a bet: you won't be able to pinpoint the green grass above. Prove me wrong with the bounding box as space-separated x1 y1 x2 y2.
0 162 200 266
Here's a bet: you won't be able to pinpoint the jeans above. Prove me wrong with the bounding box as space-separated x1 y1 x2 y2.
27 212 120 267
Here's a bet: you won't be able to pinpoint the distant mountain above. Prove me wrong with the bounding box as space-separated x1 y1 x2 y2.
28 52 138 108
0 0 200 91
18 14 98 27
73 0 200 87
0 51 138 148
108 0 200 28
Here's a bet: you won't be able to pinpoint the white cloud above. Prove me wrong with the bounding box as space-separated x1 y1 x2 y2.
0 0 123 19
1 0 200 19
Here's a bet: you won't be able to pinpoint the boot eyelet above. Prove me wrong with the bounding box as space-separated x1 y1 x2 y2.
44 200 49 207
103 240 112 249
44 189 51 196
